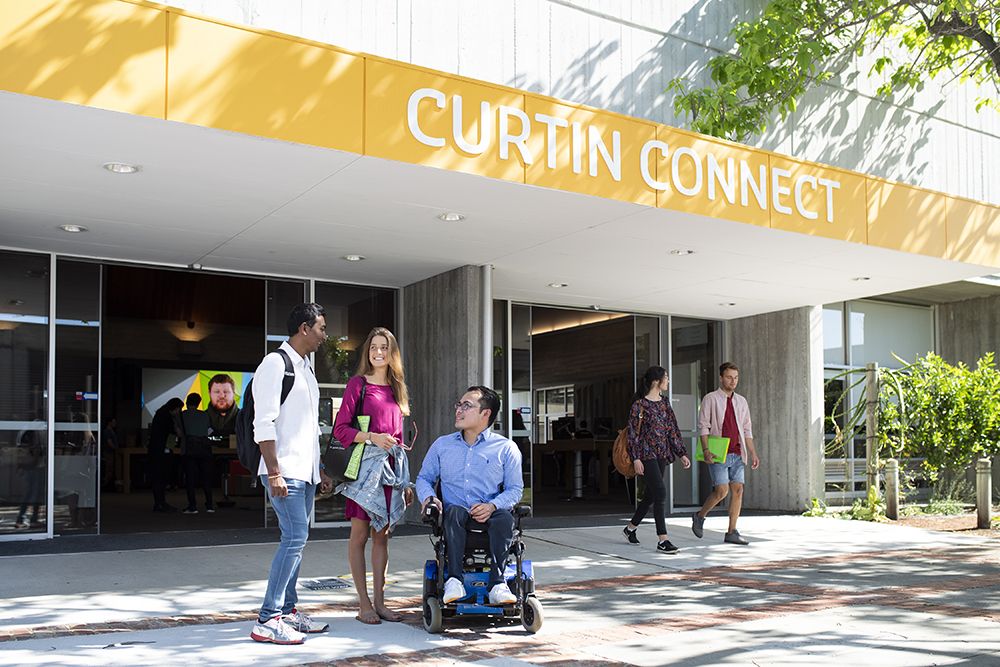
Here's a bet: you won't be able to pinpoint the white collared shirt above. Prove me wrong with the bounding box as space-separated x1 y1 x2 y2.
253 341 321 483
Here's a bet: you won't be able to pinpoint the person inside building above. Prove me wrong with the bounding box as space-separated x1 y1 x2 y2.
148 398 184 513
323 326 413 625
180 392 214 514
206 374 239 437
417 386 523 607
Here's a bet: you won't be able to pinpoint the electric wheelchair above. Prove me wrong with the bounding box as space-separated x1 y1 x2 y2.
421 502 543 634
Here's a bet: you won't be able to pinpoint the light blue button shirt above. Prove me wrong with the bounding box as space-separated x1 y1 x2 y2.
416 429 523 511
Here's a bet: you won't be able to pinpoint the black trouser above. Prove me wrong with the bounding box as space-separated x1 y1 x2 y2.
443 505 515 587
630 459 669 536
184 455 214 509
148 451 171 508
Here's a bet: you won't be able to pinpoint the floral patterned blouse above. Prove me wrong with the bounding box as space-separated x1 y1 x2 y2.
626 397 688 462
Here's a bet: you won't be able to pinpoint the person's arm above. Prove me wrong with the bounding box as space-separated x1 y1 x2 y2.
416 441 441 510
697 394 714 463
665 406 690 463
741 399 760 469
333 377 364 447
625 401 641 461
490 444 525 511
252 353 287 496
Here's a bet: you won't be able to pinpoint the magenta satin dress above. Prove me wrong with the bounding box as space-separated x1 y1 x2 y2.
333 375 403 522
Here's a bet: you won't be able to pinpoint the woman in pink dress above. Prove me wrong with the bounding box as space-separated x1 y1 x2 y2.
326 327 412 625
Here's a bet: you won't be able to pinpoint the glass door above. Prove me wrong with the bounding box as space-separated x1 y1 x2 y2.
0 250 51 539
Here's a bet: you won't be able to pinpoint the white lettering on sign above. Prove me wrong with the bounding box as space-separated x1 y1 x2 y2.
638 140 840 223
404 88 841 222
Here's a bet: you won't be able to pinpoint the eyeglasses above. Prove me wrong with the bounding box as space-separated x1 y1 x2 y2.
454 401 479 413
399 421 418 451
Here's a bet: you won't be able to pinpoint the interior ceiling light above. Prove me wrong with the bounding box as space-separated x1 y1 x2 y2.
8 299 24 306
669 249 695 256
852 276 871 281
342 254 366 262
547 282 568 288
718 302 736 307
437 212 466 222
103 161 140 174
58 224 88 233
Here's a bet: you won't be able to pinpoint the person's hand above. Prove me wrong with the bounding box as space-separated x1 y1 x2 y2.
268 473 288 497
633 459 644 476
421 496 442 513
751 453 760 470
470 502 496 522
319 470 333 494
403 487 414 507
702 449 716 465
370 433 398 450
680 455 691 469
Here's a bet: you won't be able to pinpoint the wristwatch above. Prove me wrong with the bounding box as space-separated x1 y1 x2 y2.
364 438 374 446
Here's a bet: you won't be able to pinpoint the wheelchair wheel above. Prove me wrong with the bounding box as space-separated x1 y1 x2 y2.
423 596 443 634
520 596 543 633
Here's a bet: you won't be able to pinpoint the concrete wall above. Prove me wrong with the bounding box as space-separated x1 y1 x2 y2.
401 264 485 516
170 0 999 205
936 294 1000 367
725 305 825 512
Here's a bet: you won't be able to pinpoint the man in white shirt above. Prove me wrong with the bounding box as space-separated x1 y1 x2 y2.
250 303 332 645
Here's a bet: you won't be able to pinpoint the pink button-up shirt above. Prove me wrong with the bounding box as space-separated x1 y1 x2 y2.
697 389 754 463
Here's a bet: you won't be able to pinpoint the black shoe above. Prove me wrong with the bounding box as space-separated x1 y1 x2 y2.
181 507 198 515
724 530 749 545
657 540 679 553
623 526 640 544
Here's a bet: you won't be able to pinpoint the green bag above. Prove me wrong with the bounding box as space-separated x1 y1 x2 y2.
695 435 730 463
343 415 371 481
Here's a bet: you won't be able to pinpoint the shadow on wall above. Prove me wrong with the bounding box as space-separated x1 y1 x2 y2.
507 0 940 191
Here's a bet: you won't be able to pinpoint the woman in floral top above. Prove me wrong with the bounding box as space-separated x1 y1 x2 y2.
622 366 691 553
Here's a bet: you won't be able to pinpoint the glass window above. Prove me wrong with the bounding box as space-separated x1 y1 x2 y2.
823 303 846 366
0 250 50 535
848 301 933 368
492 300 508 434
635 315 659 375
54 260 100 534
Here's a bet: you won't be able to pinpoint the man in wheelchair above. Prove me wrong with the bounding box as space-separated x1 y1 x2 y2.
416 385 523 607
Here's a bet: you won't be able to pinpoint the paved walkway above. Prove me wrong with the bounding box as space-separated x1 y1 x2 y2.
1 515 998 666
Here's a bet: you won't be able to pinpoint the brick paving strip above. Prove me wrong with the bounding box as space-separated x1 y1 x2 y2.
4 542 998 664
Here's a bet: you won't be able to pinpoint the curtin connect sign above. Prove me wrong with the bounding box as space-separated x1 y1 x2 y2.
402 85 845 225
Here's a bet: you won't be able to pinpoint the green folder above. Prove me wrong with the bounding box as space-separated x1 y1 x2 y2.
696 435 730 463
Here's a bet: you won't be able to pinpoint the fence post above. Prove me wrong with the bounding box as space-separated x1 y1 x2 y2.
977 458 992 529
885 458 899 520
865 362 879 496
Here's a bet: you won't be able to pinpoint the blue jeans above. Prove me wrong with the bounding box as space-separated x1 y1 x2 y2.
258 476 316 622
709 453 746 486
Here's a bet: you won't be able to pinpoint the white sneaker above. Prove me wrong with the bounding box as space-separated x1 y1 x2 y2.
250 616 306 644
283 608 328 633
442 577 466 603
488 582 517 605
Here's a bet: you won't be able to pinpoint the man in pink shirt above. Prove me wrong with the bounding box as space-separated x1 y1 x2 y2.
691 362 761 545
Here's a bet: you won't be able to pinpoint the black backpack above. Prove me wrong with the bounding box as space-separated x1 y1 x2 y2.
235 348 295 476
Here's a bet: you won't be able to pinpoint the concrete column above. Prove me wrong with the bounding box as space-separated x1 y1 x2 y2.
725 306 825 512
885 459 899 520
977 458 992 529
402 265 485 519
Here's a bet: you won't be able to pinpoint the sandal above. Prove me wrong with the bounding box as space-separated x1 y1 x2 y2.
375 607 402 622
355 610 381 625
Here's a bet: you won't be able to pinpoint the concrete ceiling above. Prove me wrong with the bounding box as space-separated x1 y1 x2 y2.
0 91 993 320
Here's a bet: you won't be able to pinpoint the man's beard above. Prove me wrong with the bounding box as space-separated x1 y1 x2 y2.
212 399 234 413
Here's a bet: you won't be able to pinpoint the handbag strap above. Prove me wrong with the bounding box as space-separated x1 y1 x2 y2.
352 377 367 430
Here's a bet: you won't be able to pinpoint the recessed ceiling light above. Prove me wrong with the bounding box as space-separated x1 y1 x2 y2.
547 282 568 288
103 162 140 174
8 299 24 307
718 302 736 307
58 224 88 233
852 276 871 282
590 305 601 311
437 212 466 222
342 254 366 262
669 249 695 256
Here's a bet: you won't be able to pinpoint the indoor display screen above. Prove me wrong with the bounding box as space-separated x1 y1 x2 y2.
140 368 252 428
